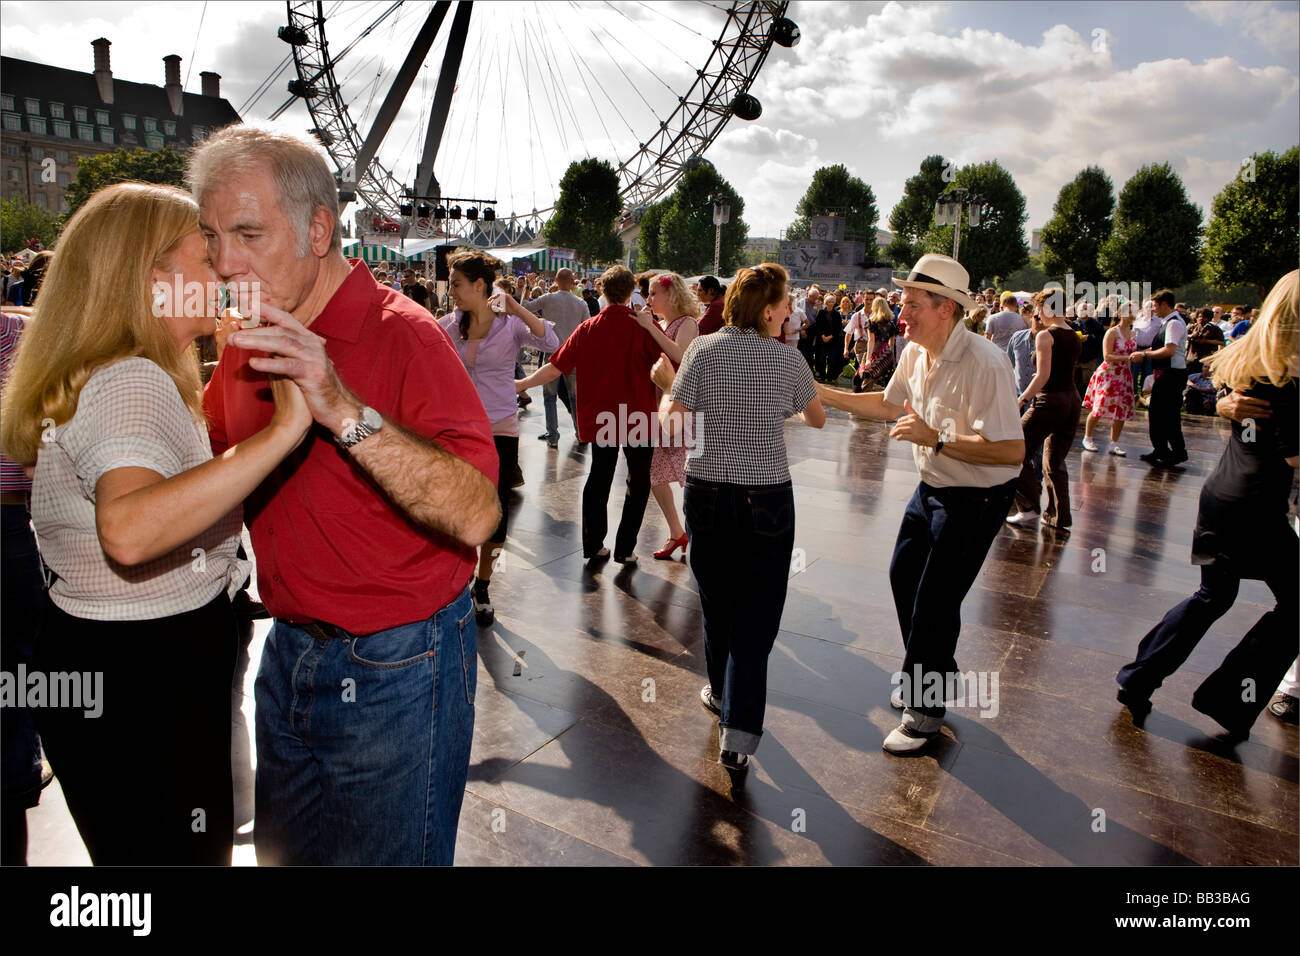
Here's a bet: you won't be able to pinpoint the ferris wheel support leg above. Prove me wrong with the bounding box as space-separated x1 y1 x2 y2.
414 1 475 199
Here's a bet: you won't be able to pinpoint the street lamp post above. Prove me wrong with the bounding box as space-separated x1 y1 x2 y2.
933 188 986 263
711 194 731 275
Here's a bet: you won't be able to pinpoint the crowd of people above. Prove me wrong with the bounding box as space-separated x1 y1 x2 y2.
0 123 1295 866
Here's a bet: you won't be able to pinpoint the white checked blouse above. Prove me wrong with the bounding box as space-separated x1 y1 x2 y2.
670 325 817 485
30 357 247 621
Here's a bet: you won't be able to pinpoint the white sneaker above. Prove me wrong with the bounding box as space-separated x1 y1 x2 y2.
1005 510 1040 527
1108 444 1127 457
1082 437 1099 452
883 710 945 754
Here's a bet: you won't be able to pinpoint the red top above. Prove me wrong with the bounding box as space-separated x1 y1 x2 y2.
697 296 725 335
548 303 661 444
203 260 498 633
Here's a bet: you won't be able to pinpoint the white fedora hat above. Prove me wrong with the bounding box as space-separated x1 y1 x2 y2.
893 254 976 311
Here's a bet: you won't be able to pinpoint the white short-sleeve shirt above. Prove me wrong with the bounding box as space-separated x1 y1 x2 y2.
31 357 247 621
882 323 1023 489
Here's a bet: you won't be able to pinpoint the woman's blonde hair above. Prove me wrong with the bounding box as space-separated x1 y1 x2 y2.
1 182 203 465
870 298 892 324
652 272 702 320
724 263 788 336
1203 270 1298 391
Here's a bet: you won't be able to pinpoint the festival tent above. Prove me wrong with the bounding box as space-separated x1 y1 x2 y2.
340 237 446 263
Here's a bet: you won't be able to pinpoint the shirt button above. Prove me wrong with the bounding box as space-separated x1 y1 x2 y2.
273 575 281 583
268 527 274 535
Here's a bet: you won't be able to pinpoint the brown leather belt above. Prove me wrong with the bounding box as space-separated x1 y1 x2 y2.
1 491 30 506
298 621 342 641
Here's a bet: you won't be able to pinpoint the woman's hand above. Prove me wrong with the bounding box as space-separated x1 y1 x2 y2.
214 309 241 359
651 354 676 391
269 374 313 449
632 305 656 331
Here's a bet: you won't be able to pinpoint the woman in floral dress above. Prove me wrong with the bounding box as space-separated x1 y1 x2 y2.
645 273 700 559
1082 303 1138 456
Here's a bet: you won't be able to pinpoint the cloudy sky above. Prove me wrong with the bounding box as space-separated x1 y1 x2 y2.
2 0 1297 239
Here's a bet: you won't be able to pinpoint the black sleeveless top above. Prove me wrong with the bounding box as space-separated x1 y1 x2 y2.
1043 326 1081 393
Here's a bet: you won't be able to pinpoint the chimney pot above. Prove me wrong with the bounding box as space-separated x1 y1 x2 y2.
92 38 113 105
163 54 183 117
200 71 221 98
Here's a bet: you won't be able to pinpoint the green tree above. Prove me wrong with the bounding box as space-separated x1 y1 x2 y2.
1202 146 1299 299
787 164 878 256
1040 166 1114 283
1 197 61 253
1097 162 1202 288
64 146 189 219
543 158 625 266
1001 253 1050 294
636 166 748 275
921 159 1028 288
886 154 949 266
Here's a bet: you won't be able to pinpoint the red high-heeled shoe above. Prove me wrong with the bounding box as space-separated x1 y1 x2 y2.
653 534 688 560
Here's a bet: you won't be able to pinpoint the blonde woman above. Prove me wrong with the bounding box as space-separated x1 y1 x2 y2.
0 182 311 864
1118 270 1298 738
642 272 700 559
855 297 902 393
1081 302 1138 455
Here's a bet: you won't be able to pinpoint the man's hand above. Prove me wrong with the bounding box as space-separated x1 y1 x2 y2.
1128 351 1145 364
1217 389 1271 422
889 399 939 448
650 354 675 391
229 302 356 433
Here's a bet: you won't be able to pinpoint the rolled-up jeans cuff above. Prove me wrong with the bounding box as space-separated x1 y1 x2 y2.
719 726 761 755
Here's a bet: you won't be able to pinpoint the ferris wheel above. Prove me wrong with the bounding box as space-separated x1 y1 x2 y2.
267 0 799 247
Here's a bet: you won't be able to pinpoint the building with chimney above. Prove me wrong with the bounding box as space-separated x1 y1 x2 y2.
1 39 240 214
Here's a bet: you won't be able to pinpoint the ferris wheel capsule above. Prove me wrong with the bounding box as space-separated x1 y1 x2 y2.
731 93 762 121
771 17 800 48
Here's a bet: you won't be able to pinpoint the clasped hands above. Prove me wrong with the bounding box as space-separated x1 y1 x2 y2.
227 302 354 436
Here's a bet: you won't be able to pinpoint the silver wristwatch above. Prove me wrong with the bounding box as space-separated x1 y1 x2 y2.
335 405 383 449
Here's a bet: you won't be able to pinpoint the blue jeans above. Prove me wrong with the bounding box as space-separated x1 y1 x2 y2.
889 480 1017 718
541 358 577 438
685 478 795 754
254 586 477 865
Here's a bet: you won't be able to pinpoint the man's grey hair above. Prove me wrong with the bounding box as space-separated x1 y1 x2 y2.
923 290 963 320
188 124 342 256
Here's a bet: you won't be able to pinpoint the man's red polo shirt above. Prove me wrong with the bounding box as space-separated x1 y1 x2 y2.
203 260 497 633
547 303 661 444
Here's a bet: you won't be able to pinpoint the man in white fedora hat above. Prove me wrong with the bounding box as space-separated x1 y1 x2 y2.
816 254 1025 754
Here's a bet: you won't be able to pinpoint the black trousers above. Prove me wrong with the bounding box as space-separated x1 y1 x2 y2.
2 503 46 865
1148 368 1188 458
814 339 843 381
1117 555 1299 735
490 434 519 545
583 444 653 558
34 592 238 865
1014 390 1081 526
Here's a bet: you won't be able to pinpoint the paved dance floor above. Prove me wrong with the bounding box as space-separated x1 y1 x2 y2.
26 399 1298 866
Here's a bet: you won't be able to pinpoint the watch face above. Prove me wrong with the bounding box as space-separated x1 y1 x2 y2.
361 406 382 430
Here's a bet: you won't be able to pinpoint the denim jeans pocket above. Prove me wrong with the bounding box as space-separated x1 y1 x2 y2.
456 597 477 706
684 484 718 535
347 619 436 670
748 490 794 539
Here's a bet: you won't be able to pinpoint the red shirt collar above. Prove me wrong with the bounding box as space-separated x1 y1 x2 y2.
306 258 380 344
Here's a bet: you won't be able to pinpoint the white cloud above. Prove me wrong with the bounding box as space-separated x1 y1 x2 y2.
1187 1 1300 55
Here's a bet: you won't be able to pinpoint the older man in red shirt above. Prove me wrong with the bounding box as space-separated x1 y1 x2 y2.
194 125 499 866
516 265 685 564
